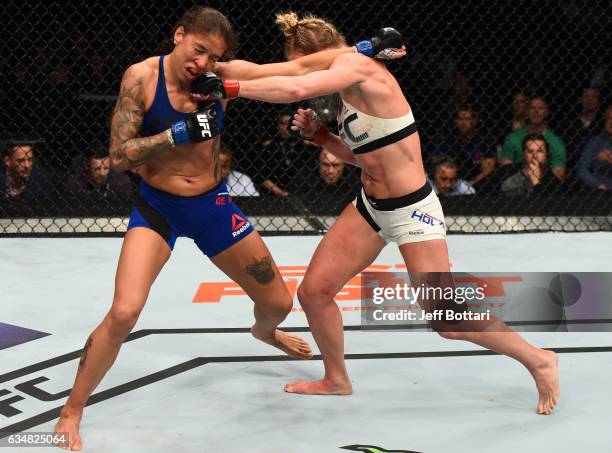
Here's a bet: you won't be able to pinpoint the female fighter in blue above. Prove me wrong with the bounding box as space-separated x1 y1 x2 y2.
54 6 405 449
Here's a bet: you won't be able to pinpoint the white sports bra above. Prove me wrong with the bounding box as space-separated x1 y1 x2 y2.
337 98 417 154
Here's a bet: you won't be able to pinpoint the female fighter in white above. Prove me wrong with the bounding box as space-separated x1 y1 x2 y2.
194 12 559 415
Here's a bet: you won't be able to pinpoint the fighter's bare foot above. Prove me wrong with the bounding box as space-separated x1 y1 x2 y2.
530 350 560 415
251 326 313 359
54 411 82 450
284 378 352 395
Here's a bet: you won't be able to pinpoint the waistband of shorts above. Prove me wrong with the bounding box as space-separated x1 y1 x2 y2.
363 181 432 211
140 179 227 202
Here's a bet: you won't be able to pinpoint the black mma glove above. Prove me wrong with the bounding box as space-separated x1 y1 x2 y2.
355 27 404 60
191 72 240 99
168 109 219 145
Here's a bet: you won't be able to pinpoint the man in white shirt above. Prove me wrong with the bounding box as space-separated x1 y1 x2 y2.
219 147 259 196
429 158 475 196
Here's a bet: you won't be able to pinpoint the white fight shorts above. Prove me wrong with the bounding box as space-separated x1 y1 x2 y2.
354 181 446 245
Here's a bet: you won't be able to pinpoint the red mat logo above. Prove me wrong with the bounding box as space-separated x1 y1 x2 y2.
192 267 520 313
193 264 406 309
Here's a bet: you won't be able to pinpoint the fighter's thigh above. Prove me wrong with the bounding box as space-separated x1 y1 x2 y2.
399 240 456 315
398 239 450 272
112 227 172 312
302 203 387 296
209 230 290 303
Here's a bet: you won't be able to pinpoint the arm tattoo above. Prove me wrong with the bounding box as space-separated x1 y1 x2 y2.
78 336 93 369
110 65 172 170
245 256 275 284
125 134 172 168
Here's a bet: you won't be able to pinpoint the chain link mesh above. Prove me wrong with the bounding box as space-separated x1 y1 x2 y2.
1 1 611 235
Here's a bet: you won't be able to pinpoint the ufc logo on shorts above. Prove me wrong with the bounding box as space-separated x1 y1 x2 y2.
196 114 212 138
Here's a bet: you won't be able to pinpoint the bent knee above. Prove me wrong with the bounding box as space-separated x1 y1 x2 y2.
255 294 293 317
272 297 294 316
297 281 336 308
106 304 141 337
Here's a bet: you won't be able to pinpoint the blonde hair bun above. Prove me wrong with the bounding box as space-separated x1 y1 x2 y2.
275 12 300 36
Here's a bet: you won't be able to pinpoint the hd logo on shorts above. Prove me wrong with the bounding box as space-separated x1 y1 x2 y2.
231 214 250 237
411 210 444 227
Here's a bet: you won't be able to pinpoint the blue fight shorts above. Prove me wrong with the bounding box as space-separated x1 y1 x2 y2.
127 180 255 256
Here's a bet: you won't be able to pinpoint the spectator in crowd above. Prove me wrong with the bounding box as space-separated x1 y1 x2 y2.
318 150 344 188
252 112 316 196
510 91 529 132
492 90 529 151
429 158 475 196
63 144 133 196
431 105 496 187
315 149 360 192
0 141 52 198
500 134 560 196
576 106 612 192
430 72 478 139
564 86 604 169
501 97 567 181
296 150 360 214
219 147 260 196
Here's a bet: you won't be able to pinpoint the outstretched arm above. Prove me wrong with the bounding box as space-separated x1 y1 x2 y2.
233 53 371 103
214 27 405 80
215 48 358 80
191 54 371 104
238 66 366 103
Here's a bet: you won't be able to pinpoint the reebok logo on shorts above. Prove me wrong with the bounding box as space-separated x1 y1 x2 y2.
411 209 444 227
231 214 251 237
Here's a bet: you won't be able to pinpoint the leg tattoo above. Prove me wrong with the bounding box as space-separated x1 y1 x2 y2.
245 256 275 284
78 336 92 368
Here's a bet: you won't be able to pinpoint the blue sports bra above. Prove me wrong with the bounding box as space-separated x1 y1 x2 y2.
140 55 223 137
